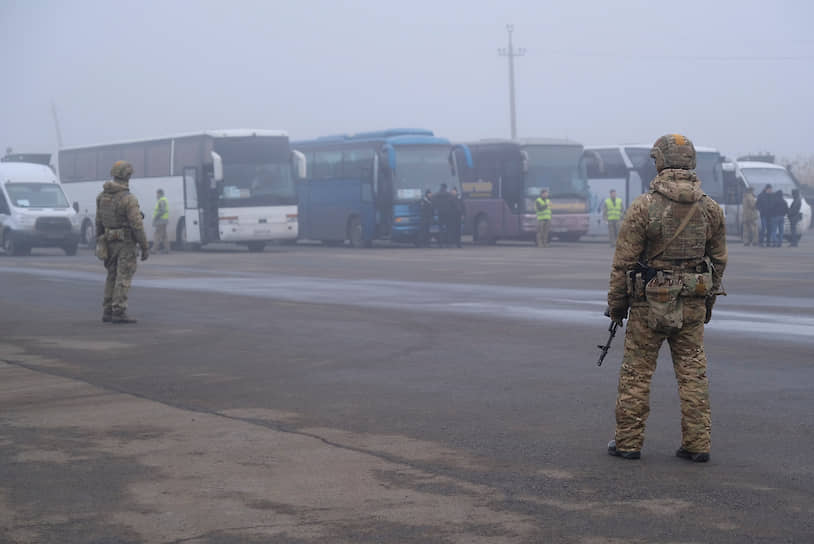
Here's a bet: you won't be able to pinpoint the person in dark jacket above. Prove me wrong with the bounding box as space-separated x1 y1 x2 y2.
432 183 455 248
419 189 434 247
769 190 788 247
788 189 803 247
449 187 464 248
755 184 773 246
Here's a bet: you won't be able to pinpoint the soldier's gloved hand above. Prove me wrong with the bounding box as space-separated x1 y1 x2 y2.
605 305 628 326
140 246 149 261
704 295 716 324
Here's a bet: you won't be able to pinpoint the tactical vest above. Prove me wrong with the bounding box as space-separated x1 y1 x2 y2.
154 196 169 220
98 187 130 230
645 194 707 266
535 198 552 221
605 197 622 221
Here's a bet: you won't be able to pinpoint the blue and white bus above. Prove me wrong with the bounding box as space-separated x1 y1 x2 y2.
59 129 305 252
293 129 470 247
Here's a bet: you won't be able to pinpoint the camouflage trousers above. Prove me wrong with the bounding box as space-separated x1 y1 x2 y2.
103 241 138 313
742 220 758 246
614 298 711 453
536 219 550 247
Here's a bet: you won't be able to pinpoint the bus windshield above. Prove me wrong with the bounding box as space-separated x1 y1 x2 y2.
393 146 456 200
523 145 587 197
695 152 724 201
741 167 797 196
624 147 658 188
215 137 296 207
5 183 69 208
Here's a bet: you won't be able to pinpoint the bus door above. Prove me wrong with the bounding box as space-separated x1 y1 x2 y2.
182 166 202 244
377 146 394 236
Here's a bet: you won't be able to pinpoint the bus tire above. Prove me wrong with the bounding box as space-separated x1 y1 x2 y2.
247 241 265 252
62 242 79 256
347 215 364 248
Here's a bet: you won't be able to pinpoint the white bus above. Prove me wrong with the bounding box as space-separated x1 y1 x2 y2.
59 129 306 252
584 144 724 237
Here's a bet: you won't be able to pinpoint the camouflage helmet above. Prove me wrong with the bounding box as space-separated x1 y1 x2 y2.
110 160 134 180
650 134 696 172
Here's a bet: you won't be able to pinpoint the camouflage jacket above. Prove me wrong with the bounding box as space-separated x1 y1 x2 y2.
607 169 727 310
95 180 148 250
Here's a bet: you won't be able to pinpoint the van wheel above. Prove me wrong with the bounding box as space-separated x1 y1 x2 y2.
4 234 29 256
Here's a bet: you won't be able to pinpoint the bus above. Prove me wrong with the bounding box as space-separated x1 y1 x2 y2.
293 129 469 247
59 129 305 252
584 145 724 238
452 139 590 243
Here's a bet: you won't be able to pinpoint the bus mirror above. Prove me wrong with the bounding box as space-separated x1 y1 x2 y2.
291 150 307 180
211 151 224 183
72 201 79 213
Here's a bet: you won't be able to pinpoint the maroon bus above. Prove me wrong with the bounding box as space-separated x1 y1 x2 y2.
452 139 590 243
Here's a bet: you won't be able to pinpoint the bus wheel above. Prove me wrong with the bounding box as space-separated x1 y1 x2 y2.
347 216 363 248
247 241 265 253
81 220 95 246
475 215 491 245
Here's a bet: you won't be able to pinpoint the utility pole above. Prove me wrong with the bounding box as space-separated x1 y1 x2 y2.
50 100 64 149
498 24 525 139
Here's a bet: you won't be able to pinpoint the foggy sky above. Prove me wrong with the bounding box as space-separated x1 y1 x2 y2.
2 0 812 160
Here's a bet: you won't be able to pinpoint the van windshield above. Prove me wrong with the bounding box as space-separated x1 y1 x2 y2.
5 183 70 208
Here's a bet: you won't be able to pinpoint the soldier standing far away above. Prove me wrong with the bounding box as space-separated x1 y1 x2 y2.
605 134 727 462
96 161 149 324
741 186 758 246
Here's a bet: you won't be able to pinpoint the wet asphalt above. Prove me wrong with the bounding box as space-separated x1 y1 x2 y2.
0 236 812 543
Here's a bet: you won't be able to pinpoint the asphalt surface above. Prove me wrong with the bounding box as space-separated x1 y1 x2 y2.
0 236 812 543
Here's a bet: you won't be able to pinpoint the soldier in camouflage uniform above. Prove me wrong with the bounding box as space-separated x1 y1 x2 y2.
96 161 149 324
606 134 727 462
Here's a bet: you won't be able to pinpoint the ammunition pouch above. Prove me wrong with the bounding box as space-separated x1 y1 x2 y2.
645 271 684 335
94 236 108 261
678 257 714 298
103 227 131 243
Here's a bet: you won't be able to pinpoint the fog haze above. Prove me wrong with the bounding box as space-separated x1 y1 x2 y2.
2 0 812 158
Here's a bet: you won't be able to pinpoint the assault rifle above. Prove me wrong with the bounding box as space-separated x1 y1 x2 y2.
596 317 620 367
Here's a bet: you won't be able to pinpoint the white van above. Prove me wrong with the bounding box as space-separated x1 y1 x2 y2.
736 161 812 241
0 158 80 256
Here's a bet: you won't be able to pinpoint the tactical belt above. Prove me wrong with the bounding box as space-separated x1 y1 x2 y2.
103 227 133 242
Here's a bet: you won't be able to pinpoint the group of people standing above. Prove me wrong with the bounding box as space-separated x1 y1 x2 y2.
741 184 803 247
419 183 464 248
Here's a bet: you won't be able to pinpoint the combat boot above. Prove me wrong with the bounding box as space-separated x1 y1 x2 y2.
102 310 113 323
607 440 640 460
111 310 137 324
675 447 710 463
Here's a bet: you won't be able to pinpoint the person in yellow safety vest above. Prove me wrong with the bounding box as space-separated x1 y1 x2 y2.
535 189 552 248
152 189 170 254
603 189 624 247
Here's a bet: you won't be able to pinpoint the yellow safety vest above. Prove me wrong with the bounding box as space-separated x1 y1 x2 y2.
605 197 622 221
153 196 169 221
535 198 551 221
